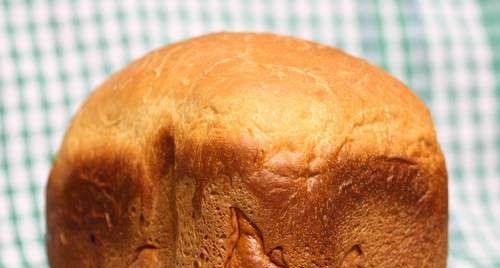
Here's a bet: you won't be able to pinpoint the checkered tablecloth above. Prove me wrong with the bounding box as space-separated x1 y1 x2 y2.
0 0 499 267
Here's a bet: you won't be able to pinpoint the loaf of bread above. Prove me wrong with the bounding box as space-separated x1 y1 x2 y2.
46 32 448 267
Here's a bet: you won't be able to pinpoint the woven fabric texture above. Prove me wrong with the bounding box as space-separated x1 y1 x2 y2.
0 1 499 267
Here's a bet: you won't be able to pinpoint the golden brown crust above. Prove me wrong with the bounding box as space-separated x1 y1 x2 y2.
46 32 447 267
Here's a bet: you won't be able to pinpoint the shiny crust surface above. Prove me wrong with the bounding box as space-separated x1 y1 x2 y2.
46 32 447 267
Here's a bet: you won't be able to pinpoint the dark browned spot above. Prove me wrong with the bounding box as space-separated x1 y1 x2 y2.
89 233 97 244
192 182 204 219
48 151 148 266
156 132 175 172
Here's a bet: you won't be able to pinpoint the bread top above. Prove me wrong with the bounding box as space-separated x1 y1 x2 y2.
51 32 442 190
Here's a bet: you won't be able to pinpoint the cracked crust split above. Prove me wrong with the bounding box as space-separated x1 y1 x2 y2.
225 207 287 268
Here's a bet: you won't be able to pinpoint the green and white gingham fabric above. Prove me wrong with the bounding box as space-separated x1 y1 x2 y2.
1 0 499 267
